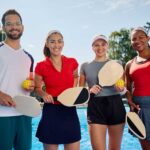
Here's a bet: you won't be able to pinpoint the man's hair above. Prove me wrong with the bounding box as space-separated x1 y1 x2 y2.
1 9 22 25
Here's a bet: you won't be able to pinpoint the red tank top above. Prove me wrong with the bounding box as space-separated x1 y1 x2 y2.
129 58 150 96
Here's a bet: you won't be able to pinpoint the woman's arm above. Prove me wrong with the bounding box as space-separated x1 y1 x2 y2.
79 72 101 94
73 68 79 87
79 73 86 87
125 61 140 111
34 74 54 103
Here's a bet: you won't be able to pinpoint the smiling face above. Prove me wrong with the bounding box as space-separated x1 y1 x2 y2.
46 33 64 56
92 39 108 58
3 14 24 40
131 30 149 53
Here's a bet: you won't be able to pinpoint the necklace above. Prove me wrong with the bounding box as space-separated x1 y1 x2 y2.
135 56 150 64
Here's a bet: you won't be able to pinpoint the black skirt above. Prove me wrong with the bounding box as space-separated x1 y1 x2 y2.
36 103 81 144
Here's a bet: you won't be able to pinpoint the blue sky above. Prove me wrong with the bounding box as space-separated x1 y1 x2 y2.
0 0 150 66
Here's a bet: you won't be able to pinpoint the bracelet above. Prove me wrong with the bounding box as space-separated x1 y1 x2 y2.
120 87 127 95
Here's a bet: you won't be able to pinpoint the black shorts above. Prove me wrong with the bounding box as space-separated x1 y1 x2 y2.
36 103 81 144
87 94 126 125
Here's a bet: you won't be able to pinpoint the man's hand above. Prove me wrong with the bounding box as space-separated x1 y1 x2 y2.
0 92 16 107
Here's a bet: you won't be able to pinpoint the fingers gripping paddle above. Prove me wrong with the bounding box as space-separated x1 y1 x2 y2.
98 60 124 86
13 95 41 117
54 87 90 107
126 111 146 139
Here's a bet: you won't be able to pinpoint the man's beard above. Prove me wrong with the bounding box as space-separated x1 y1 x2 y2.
5 29 23 40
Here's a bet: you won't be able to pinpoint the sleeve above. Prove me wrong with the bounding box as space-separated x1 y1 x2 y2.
23 50 34 72
80 62 88 75
35 62 43 76
71 58 78 71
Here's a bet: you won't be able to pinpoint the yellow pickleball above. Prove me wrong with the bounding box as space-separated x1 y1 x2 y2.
22 79 32 89
115 79 125 88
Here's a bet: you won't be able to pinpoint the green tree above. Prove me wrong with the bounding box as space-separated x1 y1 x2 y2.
0 29 6 42
108 28 137 66
144 22 150 34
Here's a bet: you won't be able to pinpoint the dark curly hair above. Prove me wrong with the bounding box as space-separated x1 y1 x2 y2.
1 9 22 26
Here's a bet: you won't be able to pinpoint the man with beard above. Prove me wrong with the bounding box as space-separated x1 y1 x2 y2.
0 9 35 150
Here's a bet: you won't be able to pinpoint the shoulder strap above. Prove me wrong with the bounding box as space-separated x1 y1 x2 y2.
129 58 134 71
126 58 135 78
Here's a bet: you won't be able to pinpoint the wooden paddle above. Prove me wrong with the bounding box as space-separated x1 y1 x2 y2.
54 87 90 107
126 111 146 139
13 95 41 117
98 60 124 87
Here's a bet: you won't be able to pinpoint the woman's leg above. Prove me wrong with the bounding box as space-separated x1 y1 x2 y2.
89 124 107 150
108 123 125 150
64 141 80 150
43 144 58 150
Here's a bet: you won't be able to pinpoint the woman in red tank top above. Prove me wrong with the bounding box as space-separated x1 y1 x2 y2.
125 27 150 150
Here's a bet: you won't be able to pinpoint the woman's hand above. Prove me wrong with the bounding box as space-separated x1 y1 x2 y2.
89 85 102 94
128 99 140 112
42 92 54 104
115 86 124 92
114 79 125 93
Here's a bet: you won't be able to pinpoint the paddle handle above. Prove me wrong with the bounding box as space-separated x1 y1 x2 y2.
133 107 140 114
53 97 57 101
